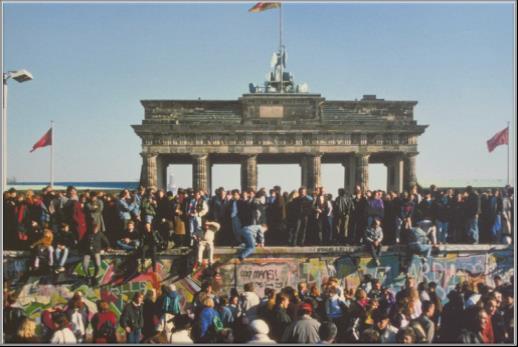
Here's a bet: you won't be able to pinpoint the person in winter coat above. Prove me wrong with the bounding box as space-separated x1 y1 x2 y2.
91 300 117 343
197 297 222 342
240 282 261 321
281 303 321 344
334 188 354 244
81 224 111 285
173 190 188 247
158 284 181 337
237 224 268 260
54 223 77 273
50 313 77 344
140 222 164 272
248 319 275 344
194 220 220 270
30 228 54 273
364 218 384 266
186 190 209 246
63 186 87 242
66 292 90 343
140 188 157 225
85 193 105 233
116 220 140 252
169 314 194 343
120 292 145 343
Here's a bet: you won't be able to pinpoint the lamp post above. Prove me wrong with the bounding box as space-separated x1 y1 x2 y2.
2 69 33 189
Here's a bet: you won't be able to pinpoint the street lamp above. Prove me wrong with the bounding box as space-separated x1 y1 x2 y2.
3 69 33 189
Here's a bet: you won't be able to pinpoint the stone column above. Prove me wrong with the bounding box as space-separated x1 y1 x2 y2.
343 155 357 194
386 158 404 193
241 155 258 192
355 153 370 192
140 152 158 188
156 155 167 191
404 152 418 191
300 156 308 188
207 163 213 196
193 154 209 193
307 153 322 191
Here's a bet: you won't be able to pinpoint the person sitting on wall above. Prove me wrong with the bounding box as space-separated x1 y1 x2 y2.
30 228 54 274
236 224 268 261
116 220 141 252
363 218 384 266
53 223 77 273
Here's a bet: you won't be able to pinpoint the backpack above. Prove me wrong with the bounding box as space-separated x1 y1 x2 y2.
97 318 115 341
212 315 224 333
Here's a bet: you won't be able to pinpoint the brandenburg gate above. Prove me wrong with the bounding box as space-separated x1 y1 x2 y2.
133 50 427 193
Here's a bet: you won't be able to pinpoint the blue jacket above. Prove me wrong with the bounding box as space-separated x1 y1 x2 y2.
241 225 265 244
117 198 137 221
200 307 220 338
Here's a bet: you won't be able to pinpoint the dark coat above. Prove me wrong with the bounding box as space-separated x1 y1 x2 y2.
81 231 110 254
120 302 144 331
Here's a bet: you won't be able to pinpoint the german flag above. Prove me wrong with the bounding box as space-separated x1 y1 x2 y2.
248 2 281 13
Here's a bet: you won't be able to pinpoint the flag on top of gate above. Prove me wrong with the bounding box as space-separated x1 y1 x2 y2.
486 126 509 153
248 2 281 13
30 128 52 152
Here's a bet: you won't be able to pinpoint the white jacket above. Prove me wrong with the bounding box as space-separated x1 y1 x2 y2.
51 328 77 344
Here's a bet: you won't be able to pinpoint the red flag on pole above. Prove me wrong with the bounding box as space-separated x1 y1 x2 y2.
30 128 52 152
486 127 509 153
248 2 281 13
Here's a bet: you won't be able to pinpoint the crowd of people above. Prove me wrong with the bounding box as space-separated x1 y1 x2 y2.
2 183 514 274
4 273 514 344
2 183 515 344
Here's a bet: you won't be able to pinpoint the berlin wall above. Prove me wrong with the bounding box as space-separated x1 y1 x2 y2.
3 245 513 332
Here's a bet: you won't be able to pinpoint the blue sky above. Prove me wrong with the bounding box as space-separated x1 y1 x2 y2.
2 1 515 193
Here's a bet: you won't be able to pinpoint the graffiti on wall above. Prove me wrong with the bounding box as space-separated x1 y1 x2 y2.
4 247 514 325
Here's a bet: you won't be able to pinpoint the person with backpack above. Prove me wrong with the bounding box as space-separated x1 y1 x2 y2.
158 284 181 337
194 297 223 342
91 300 117 343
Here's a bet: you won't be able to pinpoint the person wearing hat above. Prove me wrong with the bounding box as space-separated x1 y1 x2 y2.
247 319 275 343
363 217 384 266
281 303 321 344
194 220 220 271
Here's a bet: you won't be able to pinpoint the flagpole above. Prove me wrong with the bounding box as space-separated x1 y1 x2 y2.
507 121 510 186
50 120 54 188
279 3 283 93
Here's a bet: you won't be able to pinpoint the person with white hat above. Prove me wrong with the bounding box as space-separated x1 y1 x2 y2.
248 319 275 344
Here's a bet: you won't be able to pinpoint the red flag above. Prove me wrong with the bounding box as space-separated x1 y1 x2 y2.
248 2 281 13
30 128 52 152
487 127 509 153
